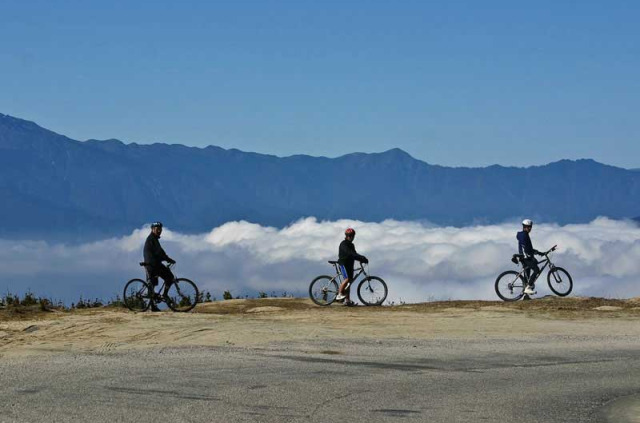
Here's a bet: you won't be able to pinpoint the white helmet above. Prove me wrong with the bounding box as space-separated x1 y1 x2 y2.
522 219 533 226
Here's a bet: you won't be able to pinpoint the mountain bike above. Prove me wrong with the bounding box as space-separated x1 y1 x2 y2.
123 263 199 312
495 245 573 301
309 261 388 306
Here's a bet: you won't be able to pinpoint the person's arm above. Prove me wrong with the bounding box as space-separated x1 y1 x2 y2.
516 232 525 255
347 243 368 263
530 236 542 256
154 238 173 263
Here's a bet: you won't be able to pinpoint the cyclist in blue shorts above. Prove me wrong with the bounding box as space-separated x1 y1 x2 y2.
336 228 368 306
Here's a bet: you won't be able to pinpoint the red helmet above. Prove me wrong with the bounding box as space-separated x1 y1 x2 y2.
345 228 356 237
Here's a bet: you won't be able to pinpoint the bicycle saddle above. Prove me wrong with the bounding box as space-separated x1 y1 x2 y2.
511 254 524 264
328 260 338 264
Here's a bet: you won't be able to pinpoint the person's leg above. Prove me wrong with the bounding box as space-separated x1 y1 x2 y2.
522 258 540 297
337 265 349 300
342 265 354 303
522 258 533 285
146 270 162 311
155 265 175 297
524 258 540 287
338 279 349 295
529 262 540 288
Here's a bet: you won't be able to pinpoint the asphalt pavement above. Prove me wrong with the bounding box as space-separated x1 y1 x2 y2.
1 334 639 422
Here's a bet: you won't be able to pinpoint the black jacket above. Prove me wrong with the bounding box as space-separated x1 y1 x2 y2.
144 233 170 268
338 239 367 267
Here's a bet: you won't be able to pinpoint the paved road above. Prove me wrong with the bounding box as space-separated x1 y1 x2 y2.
1 334 639 422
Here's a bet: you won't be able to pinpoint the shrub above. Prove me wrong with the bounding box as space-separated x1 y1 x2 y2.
22 290 38 306
106 295 125 308
38 298 50 311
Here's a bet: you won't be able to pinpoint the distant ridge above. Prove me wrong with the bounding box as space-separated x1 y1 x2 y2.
1 113 640 240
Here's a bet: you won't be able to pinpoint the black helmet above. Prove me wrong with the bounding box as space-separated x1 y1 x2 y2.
151 221 163 229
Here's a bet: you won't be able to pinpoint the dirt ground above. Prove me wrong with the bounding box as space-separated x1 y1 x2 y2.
1 296 640 359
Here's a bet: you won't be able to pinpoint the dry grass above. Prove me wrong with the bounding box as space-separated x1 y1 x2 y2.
403 296 640 311
2 296 639 323
395 296 640 319
192 296 640 318
0 305 62 322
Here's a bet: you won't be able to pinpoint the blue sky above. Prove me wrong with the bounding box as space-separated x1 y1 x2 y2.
1 1 639 167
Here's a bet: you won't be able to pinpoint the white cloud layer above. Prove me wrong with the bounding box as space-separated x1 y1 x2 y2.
2 217 640 303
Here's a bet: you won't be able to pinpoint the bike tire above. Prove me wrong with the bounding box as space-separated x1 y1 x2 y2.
166 278 199 312
547 267 573 297
123 279 152 312
357 276 388 306
495 271 526 302
309 275 339 306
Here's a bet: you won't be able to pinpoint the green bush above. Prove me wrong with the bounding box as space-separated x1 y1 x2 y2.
106 295 125 308
39 298 50 311
22 290 38 306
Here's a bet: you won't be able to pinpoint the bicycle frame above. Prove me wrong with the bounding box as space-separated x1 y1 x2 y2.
329 262 369 287
516 253 557 284
144 263 176 296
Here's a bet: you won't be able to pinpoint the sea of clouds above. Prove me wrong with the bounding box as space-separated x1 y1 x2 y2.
1 217 640 303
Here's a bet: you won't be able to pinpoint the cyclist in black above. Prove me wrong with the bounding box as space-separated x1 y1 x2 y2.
336 228 368 306
143 221 176 310
517 219 543 296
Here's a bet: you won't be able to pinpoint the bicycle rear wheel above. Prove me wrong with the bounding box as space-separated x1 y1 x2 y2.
547 267 573 297
166 278 199 312
495 271 526 301
357 276 387 306
123 279 152 312
309 275 339 306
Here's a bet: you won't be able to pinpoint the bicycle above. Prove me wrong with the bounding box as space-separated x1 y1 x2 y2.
309 260 388 306
123 262 200 312
495 245 573 301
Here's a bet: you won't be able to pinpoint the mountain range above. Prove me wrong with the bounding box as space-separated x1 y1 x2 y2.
1 113 639 241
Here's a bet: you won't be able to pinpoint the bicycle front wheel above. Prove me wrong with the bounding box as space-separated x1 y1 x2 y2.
547 267 573 297
123 279 152 312
357 276 388 306
309 275 339 306
166 278 199 312
495 271 526 301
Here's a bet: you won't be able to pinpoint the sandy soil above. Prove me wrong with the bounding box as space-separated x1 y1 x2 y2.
1 297 640 359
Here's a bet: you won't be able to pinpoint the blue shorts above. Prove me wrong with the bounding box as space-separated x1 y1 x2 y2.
339 264 354 281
